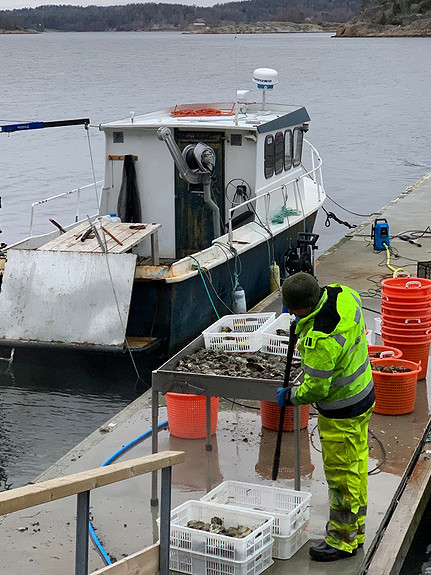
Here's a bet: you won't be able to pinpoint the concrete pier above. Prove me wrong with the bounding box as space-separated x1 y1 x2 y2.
1 173 431 574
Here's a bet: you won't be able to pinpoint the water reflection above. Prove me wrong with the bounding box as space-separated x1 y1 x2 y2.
0 347 157 491
169 434 223 494
255 426 315 480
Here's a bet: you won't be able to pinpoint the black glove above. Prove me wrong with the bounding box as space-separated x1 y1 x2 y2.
276 386 293 407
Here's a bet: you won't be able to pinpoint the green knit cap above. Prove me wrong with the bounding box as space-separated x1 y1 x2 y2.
282 272 321 310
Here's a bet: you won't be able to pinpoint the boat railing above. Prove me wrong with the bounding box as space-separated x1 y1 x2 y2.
0 451 184 575
227 140 324 246
29 181 103 237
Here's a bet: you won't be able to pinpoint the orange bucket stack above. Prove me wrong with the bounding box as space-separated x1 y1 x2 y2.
380 277 431 379
370 358 421 415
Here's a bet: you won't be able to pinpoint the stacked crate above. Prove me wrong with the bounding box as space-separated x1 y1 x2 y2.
202 313 276 352
159 500 274 575
201 481 311 560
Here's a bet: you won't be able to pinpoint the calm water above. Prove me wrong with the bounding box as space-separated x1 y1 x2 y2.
0 31 431 489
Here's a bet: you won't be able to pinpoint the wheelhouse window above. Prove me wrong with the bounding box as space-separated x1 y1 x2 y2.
274 132 284 175
292 127 304 168
284 130 292 171
264 135 275 179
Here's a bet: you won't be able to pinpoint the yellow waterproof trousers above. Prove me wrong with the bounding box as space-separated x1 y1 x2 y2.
318 404 374 553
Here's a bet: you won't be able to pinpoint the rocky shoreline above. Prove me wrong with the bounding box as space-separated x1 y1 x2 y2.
335 20 431 36
0 28 38 34
187 21 337 34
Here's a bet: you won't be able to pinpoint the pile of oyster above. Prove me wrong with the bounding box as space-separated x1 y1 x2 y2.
174 348 302 380
186 516 253 538
371 364 412 373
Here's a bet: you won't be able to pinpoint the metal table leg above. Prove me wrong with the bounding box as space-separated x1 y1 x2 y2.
294 404 301 491
205 395 212 451
151 388 159 506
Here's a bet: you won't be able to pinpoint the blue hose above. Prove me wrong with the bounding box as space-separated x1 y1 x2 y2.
89 419 169 565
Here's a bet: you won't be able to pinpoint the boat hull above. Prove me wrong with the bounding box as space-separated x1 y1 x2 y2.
128 211 318 356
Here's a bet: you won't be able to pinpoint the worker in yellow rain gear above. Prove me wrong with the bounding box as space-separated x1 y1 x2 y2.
276 272 375 562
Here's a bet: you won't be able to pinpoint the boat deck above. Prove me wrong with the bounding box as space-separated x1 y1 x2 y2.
39 221 161 261
1 174 431 574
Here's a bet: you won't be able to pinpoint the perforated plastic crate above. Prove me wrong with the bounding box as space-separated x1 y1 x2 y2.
202 313 276 352
273 520 310 560
169 541 273 575
260 313 301 357
201 481 311 538
159 500 274 562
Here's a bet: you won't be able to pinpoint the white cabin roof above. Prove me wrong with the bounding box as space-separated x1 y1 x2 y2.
100 102 310 133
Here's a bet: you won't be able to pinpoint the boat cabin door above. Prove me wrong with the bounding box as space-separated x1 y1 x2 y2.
174 130 224 259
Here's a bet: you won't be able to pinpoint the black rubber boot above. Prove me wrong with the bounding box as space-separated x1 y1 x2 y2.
309 541 357 562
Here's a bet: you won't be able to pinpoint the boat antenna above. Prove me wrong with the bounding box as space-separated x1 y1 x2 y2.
252 68 278 114
234 36 238 126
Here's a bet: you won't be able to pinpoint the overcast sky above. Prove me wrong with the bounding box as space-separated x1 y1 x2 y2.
1 0 226 9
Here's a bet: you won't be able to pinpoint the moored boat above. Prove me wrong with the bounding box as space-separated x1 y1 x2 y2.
0 68 325 358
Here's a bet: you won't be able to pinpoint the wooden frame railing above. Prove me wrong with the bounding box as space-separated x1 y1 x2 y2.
0 451 185 575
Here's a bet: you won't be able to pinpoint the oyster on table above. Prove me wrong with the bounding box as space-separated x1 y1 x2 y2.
175 348 301 380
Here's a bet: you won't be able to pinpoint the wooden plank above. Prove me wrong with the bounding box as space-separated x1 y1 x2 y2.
108 155 138 161
0 451 185 516
126 336 157 349
90 543 159 575
38 223 162 255
366 450 431 575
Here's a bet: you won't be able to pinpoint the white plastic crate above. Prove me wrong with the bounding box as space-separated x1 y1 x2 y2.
160 500 274 562
202 313 276 352
169 541 273 575
273 520 310 560
201 481 311 538
260 313 301 357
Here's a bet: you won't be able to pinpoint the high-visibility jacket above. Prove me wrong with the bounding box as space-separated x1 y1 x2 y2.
291 284 375 418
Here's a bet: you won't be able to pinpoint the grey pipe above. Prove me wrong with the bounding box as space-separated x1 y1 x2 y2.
203 182 221 238
157 127 201 185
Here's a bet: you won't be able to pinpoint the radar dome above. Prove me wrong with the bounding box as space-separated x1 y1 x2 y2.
252 68 278 90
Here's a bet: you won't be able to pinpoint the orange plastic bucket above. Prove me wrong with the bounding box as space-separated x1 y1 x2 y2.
381 277 431 299
381 327 431 341
368 345 402 360
260 401 310 431
380 336 430 379
382 301 431 320
370 358 420 415
166 393 219 439
381 318 431 333
381 296 431 310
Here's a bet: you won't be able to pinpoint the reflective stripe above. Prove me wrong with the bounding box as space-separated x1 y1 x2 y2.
330 357 370 389
303 364 334 379
351 292 361 306
349 334 362 356
332 333 346 347
354 306 361 324
330 508 358 525
316 378 374 411
327 524 358 543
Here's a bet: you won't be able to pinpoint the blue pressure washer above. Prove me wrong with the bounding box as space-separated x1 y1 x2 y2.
371 218 390 251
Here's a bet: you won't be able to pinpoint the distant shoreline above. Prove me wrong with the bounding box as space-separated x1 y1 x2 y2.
0 29 38 34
